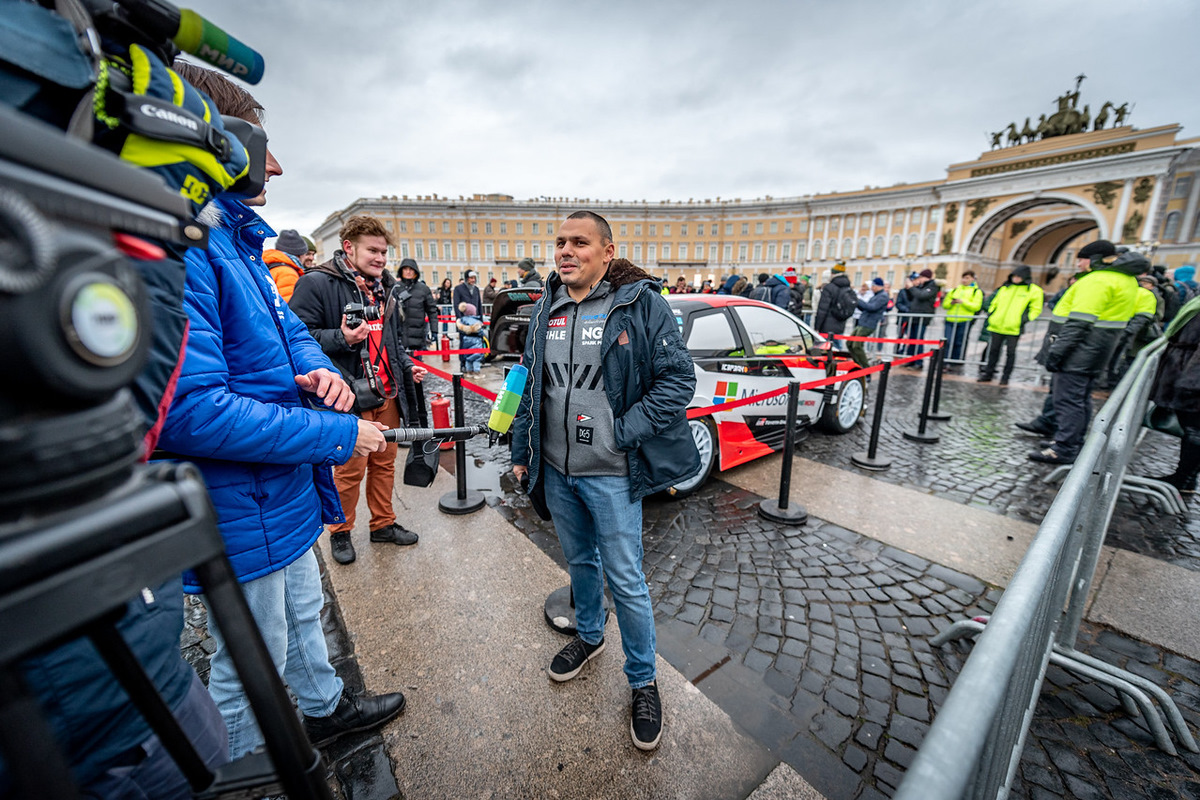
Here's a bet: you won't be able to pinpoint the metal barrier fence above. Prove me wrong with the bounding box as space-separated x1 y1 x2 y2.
894 338 1196 800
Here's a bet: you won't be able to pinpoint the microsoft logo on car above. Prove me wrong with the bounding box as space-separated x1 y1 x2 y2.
714 381 739 404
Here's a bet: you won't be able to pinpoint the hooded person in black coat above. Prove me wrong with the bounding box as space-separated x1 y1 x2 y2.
813 268 854 337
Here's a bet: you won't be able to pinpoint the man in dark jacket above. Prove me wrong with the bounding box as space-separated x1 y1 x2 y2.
1148 295 1200 491
848 278 889 368
396 257 439 426
290 216 428 565
789 274 813 320
517 257 544 288
453 270 482 318
813 264 855 337
903 269 939 368
511 211 698 752
157 69 405 759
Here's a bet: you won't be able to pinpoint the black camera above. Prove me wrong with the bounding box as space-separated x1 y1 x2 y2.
343 301 381 330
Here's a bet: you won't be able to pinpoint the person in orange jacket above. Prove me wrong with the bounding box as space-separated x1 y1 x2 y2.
265 228 309 302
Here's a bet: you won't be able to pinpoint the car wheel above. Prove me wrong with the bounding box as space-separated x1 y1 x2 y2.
665 417 717 499
816 377 865 434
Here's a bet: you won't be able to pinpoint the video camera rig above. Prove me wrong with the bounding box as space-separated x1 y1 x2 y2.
0 3 332 799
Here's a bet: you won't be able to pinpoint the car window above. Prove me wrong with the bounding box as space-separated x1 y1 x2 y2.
685 310 739 357
734 305 816 355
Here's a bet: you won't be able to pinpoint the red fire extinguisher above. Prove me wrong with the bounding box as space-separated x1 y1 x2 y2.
431 393 453 450
440 333 451 363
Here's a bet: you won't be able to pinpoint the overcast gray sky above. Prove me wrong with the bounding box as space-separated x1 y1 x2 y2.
191 0 1199 238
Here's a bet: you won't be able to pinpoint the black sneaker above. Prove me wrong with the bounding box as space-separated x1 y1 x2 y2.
630 682 663 751
303 688 405 747
548 636 604 682
1015 420 1053 436
1151 473 1198 494
976 376 993 383
370 523 418 546
330 532 356 565
1028 446 1075 465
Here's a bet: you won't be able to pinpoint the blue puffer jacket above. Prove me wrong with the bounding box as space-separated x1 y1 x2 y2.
158 197 359 591
511 260 699 500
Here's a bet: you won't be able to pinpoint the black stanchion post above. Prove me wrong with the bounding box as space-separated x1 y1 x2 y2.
851 363 894 471
438 374 486 514
927 338 952 421
758 382 808 524
903 351 941 443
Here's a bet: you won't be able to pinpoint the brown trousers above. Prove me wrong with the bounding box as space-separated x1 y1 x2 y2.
329 396 400 533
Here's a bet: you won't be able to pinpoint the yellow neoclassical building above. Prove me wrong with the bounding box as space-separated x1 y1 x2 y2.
313 109 1198 293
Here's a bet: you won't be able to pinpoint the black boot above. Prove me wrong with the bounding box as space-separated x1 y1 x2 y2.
1174 427 1200 493
303 688 406 747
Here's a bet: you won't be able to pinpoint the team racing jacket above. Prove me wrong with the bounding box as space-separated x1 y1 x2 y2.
1039 252 1145 376
511 259 700 501
942 283 984 322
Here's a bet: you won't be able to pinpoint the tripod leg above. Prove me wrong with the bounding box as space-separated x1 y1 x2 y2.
88 623 214 793
0 665 81 800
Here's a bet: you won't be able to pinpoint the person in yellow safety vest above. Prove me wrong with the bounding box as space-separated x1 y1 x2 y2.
978 265 1043 385
942 270 984 367
1102 273 1163 388
1028 248 1146 464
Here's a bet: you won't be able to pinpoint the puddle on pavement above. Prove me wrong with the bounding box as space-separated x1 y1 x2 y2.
439 449 505 494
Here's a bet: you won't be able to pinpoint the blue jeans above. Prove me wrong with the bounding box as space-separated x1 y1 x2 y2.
542 465 657 688
203 547 343 759
943 320 973 362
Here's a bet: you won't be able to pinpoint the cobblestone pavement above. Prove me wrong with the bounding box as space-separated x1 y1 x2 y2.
181 550 400 800
433 366 1200 799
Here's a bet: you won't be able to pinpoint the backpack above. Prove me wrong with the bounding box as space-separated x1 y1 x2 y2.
750 284 772 303
831 286 858 321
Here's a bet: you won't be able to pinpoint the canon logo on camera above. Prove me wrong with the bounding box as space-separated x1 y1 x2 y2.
139 103 199 132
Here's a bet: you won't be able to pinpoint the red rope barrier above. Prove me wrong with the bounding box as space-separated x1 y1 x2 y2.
833 335 943 346
420 363 498 401
413 348 491 357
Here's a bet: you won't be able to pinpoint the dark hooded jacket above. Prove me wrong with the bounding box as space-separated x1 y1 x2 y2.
1038 252 1144 376
813 273 853 336
395 257 439 349
1152 297 1200 413
288 253 414 418
511 259 699 500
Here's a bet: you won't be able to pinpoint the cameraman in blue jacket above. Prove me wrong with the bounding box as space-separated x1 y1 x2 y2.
158 63 406 759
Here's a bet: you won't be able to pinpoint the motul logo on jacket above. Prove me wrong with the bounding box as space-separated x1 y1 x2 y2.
548 316 567 328
140 103 199 131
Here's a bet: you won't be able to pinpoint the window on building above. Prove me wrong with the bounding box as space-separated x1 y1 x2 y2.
634 244 643 261
725 224 733 236
387 245 394 260
532 243 540 257
785 221 793 233
500 242 508 257
770 221 778 234
415 241 424 259
516 222 523 234
662 244 671 260
471 222 478 234
857 237 868 257
458 241 466 259
910 209 923 225
443 221 450 233
648 244 657 262
907 234 918 254
414 221 422 233
399 221 408 233
738 243 748 260
634 224 642 236
428 241 437 259
1163 211 1183 240
753 243 762 261
516 241 525 257
814 218 824 233
929 208 941 225
532 223 539 235
829 219 840 233
792 242 802 260
877 212 888 227
470 242 479 259
711 224 719 236
1174 175 1194 199
619 224 627 236
756 222 764 234
484 222 492 234
873 236 885 256
741 223 749 235
925 232 936 252
500 222 507 234
663 224 671 235
678 244 688 259
619 244 628 258
649 224 656 236
768 243 777 261
709 244 718 261
457 221 464 233
681 224 688 235
384 219 393 231
401 242 410 258
485 242 494 259
778 243 787 261
723 244 732 261
695 242 703 258
812 241 822 259
889 235 900 255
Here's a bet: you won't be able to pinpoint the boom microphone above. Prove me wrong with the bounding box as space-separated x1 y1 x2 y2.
382 425 486 443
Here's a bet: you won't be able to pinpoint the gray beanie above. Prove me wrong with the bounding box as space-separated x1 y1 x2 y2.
275 229 308 257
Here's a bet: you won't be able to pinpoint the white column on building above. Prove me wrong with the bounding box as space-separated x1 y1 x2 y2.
900 208 911 260
1141 175 1167 241
951 202 966 253
918 205 929 254
1113 179 1134 244
1181 172 1200 243
867 213 877 260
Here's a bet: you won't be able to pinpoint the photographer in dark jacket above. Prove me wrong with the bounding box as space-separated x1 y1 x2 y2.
396 257 438 426
813 264 854 337
290 216 427 565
